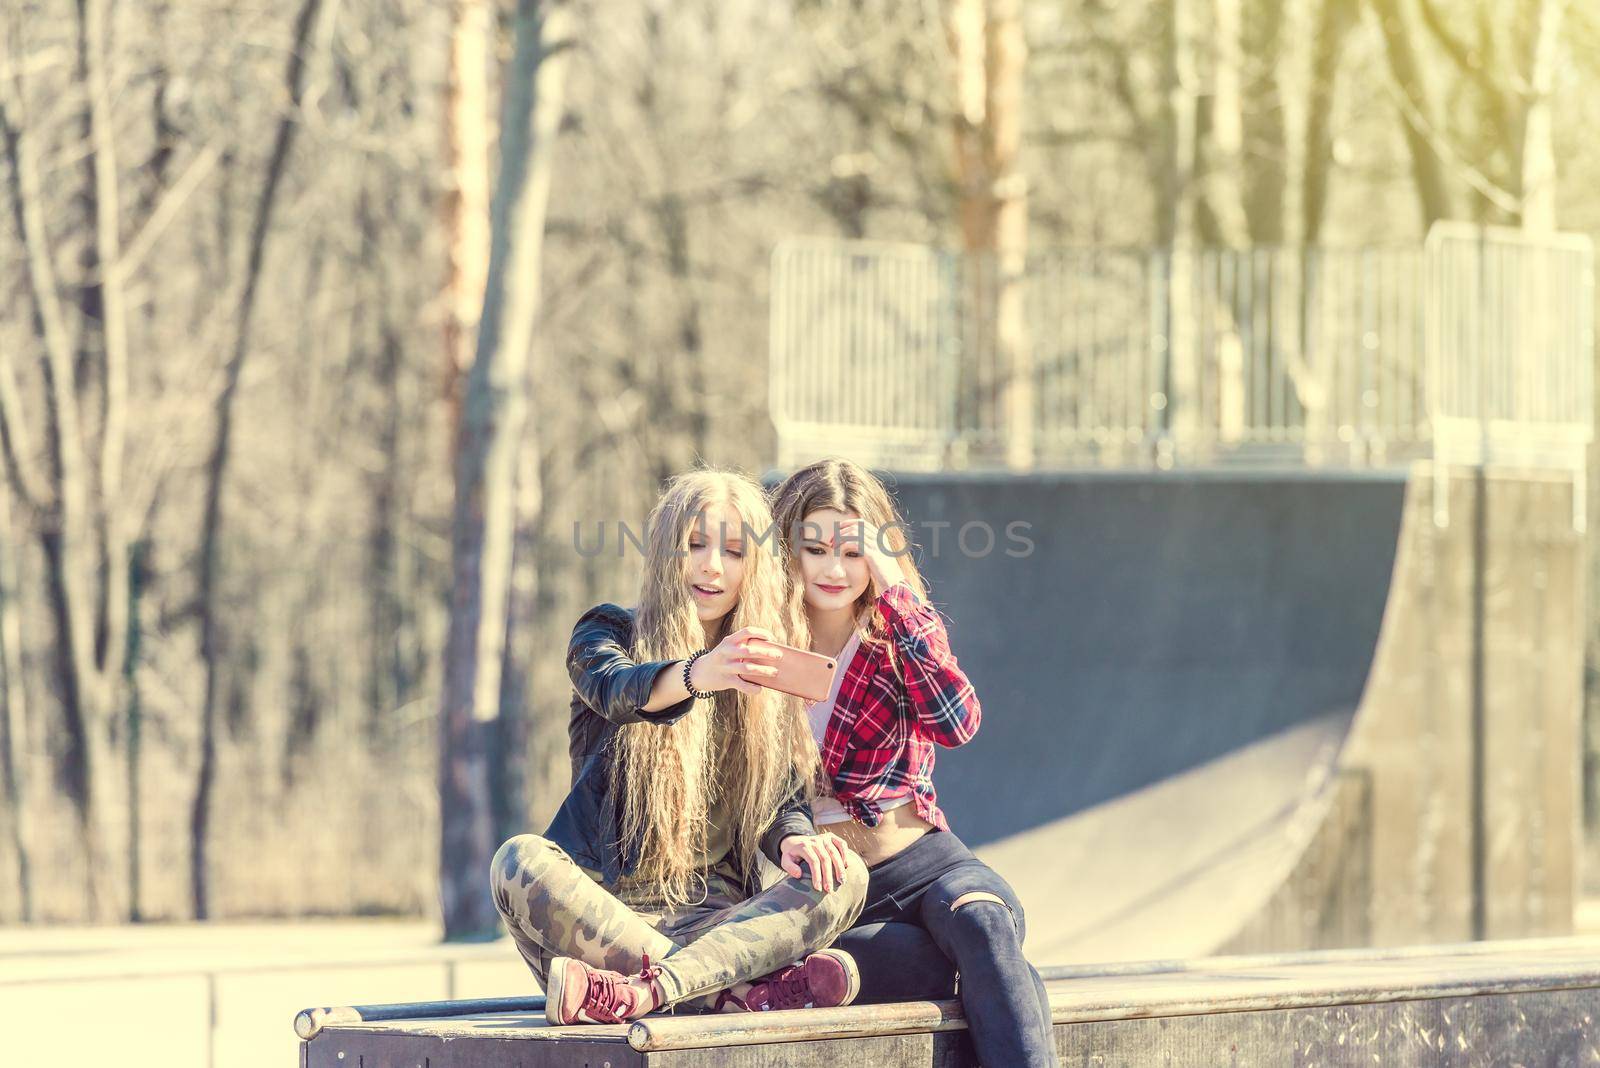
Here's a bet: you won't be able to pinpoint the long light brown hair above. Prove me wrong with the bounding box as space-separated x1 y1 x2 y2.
769 457 930 669
615 468 817 907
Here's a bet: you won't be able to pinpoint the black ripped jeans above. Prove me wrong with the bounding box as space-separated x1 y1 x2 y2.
832 830 1058 1067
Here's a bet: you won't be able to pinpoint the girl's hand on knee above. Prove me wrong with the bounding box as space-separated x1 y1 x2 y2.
779 831 852 893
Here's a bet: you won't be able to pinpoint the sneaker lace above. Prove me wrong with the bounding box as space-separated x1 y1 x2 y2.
582 968 627 1023
637 953 660 987
766 967 812 1009
581 955 658 1024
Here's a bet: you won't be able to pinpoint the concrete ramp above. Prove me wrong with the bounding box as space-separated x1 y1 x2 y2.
978 713 1349 961
884 467 1581 961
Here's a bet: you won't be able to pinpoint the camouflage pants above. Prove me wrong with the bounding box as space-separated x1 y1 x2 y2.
490 834 867 1007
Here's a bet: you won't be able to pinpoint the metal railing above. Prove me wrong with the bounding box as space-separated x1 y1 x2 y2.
770 224 1594 525
1425 224 1595 526
768 240 960 461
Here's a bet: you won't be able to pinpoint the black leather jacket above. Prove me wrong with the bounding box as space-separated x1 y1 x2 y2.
541 603 816 892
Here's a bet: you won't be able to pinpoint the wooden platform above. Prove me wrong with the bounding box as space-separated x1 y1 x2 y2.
297 938 1600 1065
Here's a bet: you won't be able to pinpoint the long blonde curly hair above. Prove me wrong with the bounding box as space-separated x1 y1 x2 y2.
769 457 930 673
614 468 818 907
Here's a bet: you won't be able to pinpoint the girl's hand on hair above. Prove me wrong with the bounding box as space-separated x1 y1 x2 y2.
778 831 854 893
837 517 906 591
689 625 784 696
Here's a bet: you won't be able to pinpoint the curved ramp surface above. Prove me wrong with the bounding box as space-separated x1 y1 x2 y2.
880 468 1579 961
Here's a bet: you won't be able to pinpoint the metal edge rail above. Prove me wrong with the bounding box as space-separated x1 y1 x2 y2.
289 937 1600 1046
629 942 1600 1052
295 995 546 1040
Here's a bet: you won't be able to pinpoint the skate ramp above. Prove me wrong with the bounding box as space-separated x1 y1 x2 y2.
974 713 1349 961
880 467 1580 961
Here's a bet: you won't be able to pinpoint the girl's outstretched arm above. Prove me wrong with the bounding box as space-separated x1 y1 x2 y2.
566 605 695 724
567 606 784 723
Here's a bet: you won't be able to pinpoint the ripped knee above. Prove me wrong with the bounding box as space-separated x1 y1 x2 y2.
948 891 1021 936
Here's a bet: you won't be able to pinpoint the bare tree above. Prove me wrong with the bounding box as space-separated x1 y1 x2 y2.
0 4 134 919
944 0 1029 466
1194 0 1249 249
191 0 329 919
1302 0 1360 244
1365 0 1460 227
1239 0 1288 245
444 0 493 431
439 0 574 940
1516 0 1568 230
0 484 30 921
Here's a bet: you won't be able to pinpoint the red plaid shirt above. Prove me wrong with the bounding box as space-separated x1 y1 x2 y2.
818 582 982 831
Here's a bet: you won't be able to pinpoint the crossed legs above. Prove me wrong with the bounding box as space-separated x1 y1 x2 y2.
490 834 867 1007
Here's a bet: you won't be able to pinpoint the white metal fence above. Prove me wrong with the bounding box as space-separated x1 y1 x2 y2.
770 223 1594 524
1426 225 1595 525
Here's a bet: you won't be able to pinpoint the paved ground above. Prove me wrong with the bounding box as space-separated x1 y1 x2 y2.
0 919 536 1067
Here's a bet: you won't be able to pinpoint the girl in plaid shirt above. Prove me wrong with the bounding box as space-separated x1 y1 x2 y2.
771 458 1058 1068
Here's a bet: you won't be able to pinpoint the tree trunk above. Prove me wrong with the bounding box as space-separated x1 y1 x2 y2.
1294 0 1359 457
1195 0 1249 249
1367 0 1456 229
492 430 542 848
1241 0 1288 245
655 192 709 464
945 0 1029 467
1516 0 1566 231
40 527 115 918
987 0 1029 469
0 42 116 919
1302 0 1358 245
123 540 145 920
0 486 31 921
434 0 492 762
439 0 574 941
1158 0 1200 448
192 0 325 920
365 177 403 741
83 0 131 703
82 0 135 921
444 0 493 435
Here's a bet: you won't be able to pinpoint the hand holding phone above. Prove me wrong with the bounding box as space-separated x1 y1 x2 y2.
692 627 786 696
738 640 837 703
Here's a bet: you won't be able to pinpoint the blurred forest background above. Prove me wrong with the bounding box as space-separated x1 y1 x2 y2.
1 0 1597 928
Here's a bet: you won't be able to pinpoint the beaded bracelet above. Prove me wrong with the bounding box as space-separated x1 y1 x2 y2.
683 649 714 700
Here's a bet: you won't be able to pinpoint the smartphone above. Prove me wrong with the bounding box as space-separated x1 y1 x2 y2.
739 640 838 704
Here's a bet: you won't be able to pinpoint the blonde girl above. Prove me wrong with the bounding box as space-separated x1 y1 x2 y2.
490 468 865 1024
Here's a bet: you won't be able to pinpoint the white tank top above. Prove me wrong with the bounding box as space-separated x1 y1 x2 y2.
806 630 910 826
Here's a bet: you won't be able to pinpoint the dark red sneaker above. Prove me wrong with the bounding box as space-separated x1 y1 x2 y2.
715 949 860 1012
544 955 664 1025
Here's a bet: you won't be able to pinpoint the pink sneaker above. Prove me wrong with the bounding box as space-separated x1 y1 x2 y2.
715 949 861 1012
544 955 664 1025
